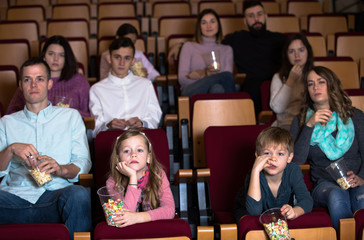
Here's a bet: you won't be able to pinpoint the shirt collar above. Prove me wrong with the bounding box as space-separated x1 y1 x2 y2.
108 71 134 86
23 101 54 120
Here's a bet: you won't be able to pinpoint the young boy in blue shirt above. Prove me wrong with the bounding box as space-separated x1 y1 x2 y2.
233 127 313 223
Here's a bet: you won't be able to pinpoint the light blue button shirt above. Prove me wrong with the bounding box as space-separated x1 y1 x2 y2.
0 103 91 204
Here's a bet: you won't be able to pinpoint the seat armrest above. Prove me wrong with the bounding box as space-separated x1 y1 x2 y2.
83 117 95 130
299 164 310 176
74 232 91 240
257 110 273 125
197 226 214 240
234 73 246 85
220 224 238 240
78 174 94 188
339 218 355 240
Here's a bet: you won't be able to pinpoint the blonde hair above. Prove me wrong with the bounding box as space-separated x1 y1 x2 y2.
256 127 294 155
109 130 164 209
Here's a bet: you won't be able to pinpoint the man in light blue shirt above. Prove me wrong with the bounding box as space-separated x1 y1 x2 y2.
0 58 92 239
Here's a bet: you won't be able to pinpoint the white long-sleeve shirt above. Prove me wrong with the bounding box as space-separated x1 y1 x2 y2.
270 73 304 130
89 72 162 137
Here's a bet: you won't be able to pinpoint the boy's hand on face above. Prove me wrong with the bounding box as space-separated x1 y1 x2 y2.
252 155 272 174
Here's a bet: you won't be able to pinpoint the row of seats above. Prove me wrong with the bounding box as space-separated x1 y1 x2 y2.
2 0 333 20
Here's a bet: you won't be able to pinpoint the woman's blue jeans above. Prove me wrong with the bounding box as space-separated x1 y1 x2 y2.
182 71 236 97
312 180 364 230
0 185 92 240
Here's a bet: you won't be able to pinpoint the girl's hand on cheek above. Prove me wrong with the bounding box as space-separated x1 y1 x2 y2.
116 161 136 177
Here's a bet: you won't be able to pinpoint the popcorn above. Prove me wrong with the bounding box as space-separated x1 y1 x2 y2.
102 198 124 227
263 219 290 240
336 177 351 190
29 168 52 186
56 102 70 108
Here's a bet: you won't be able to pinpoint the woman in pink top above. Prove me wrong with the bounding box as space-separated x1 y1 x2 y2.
178 9 235 97
106 130 175 227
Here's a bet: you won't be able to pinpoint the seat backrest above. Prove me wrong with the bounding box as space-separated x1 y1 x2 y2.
354 209 364 240
7 5 45 23
16 0 50 7
220 15 247 37
94 129 170 189
159 16 197 39
153 1 191 18
335 32 364 64
98 36 145 56
0 21 39 57
57 0 90 3
245 227 336 240
0 65 19 114
305 32 327 57
261 1 280 14
345 89 364 113
287 1 323 30
94 219 192 240
0 40 30 73
67 37 89 78
204 125 268 216
198 1 236 15
191 93 256 168
98 17 140 39
0 223 70 240
98 3 136 20
314 57 360 89
52 4 90 21
308 14 348 39
47 19 90 40
266 14 300 33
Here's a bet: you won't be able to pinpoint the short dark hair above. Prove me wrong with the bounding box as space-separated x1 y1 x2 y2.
243 0 264 13
116 23 139 38
20 58 51 80
256 127 294 155
109 37 135 57
195 8 223 43
41 35 78 81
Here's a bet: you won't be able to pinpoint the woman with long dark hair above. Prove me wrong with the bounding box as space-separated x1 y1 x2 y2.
7 35 90 117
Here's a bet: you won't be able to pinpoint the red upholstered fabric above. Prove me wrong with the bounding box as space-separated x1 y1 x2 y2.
345 88 364 96
354 209 364 240
238 211 333 240
0 223 70 240
204 125 268 224
94 219 192 240
94 129 170 189
260 80 271 111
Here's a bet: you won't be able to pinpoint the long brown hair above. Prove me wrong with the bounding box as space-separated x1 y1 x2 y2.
298 66 354 127
109 130 164 209
278 33 314 83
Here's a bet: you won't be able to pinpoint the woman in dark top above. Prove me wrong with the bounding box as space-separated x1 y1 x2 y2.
290 66 364 230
